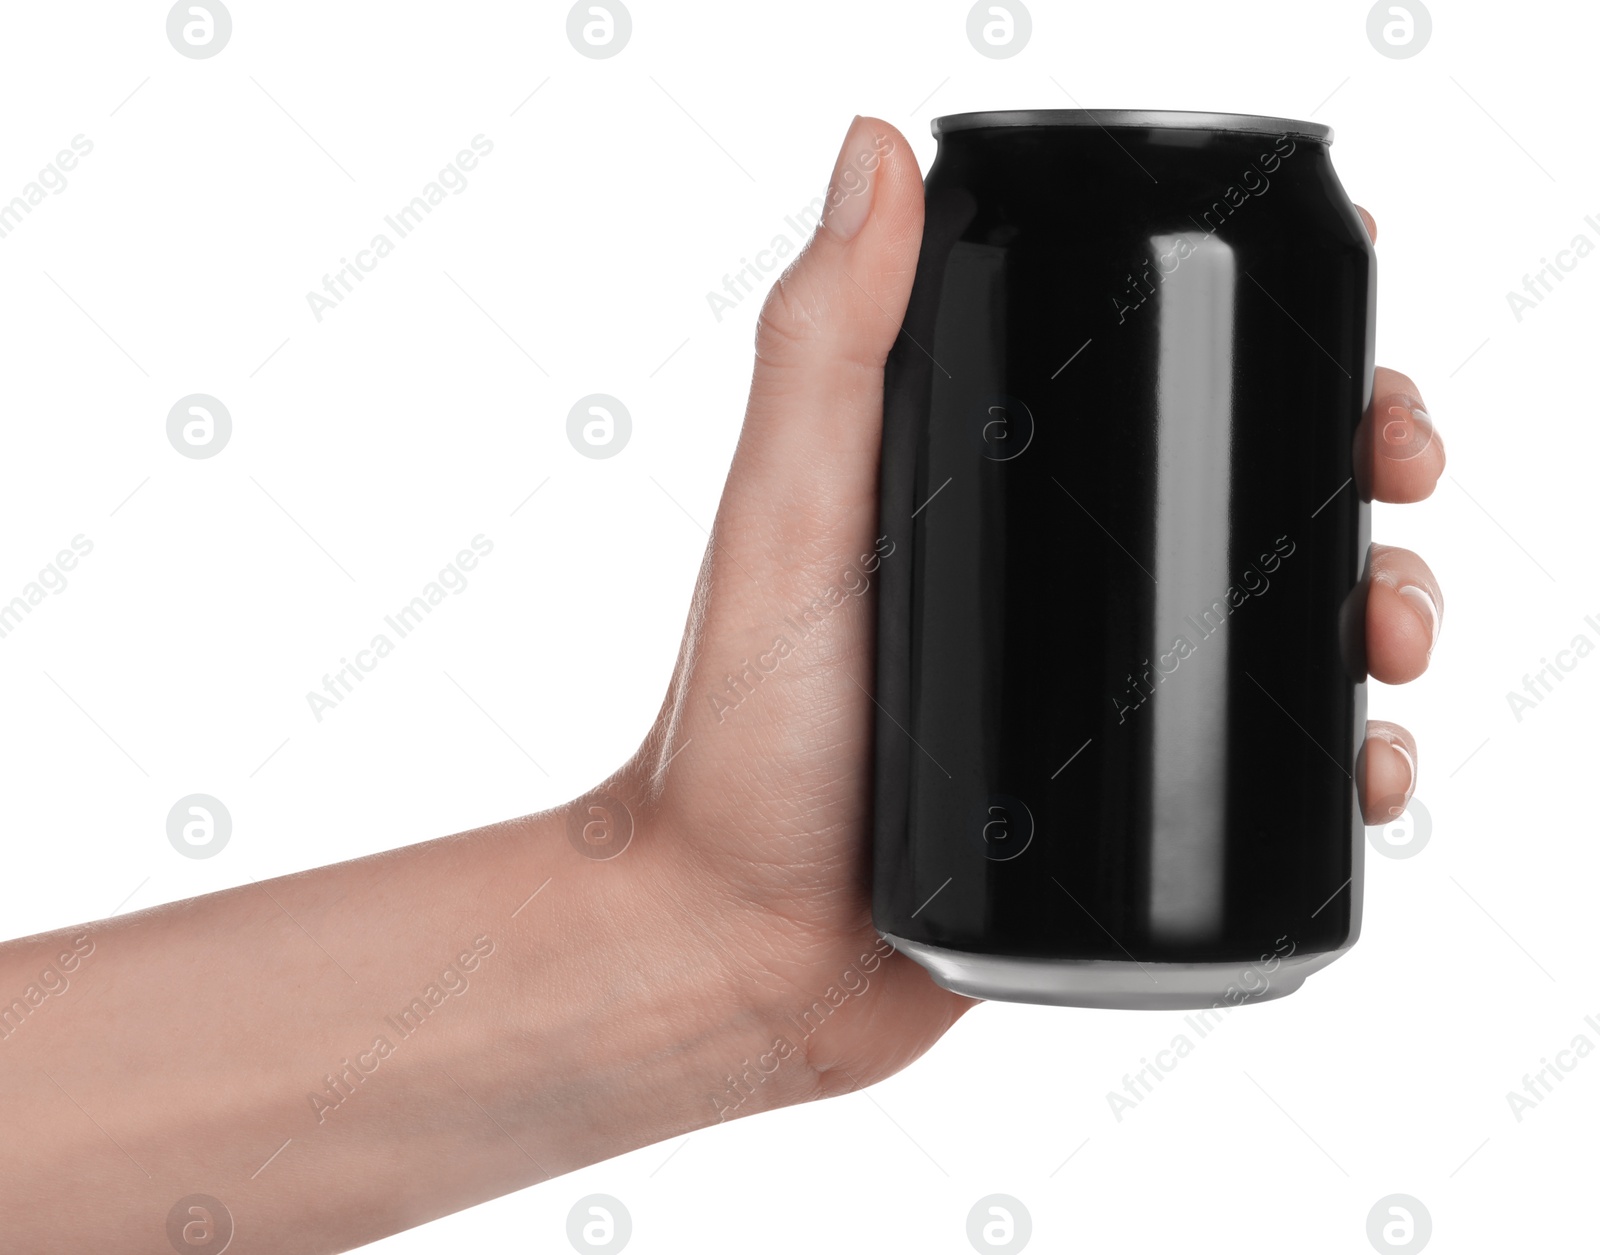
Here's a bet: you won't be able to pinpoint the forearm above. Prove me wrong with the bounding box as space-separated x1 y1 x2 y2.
0 794 809 1252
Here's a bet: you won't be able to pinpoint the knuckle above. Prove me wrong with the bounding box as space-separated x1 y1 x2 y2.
754 262 824 365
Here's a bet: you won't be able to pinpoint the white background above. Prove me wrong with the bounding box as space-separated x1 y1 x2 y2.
0 1 1594 1251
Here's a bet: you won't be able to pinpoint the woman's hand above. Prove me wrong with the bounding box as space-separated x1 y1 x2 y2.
609 116 1446 1109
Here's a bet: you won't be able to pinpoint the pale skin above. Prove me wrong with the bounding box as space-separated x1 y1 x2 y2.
0 117 1444 1253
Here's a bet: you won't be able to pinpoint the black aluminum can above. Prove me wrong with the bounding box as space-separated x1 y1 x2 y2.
872 110 1375 1009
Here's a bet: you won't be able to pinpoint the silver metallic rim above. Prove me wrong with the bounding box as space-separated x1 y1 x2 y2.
931 109 1332 144
883 931 1350 1010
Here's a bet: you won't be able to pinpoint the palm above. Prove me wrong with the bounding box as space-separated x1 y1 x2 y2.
637 488 975 1094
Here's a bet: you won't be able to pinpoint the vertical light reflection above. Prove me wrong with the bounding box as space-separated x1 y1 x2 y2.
1148 231 1235 941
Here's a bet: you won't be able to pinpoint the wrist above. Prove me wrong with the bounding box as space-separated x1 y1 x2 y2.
485 780 822 1167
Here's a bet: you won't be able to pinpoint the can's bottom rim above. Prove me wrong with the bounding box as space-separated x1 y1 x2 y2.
881 931 1351 1011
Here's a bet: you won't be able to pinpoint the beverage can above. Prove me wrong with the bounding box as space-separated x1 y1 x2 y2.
872 109 1376 1009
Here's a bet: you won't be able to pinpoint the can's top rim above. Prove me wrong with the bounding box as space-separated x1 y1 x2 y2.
931 109 1333 144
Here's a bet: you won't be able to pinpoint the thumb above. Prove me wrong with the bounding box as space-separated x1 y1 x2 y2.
715 116 926 556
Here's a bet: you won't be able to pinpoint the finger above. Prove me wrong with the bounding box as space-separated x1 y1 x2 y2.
1354 366 1446 503
1354 204 1377 243
1357 719 1416 823
721 116 925 560
638 118 925 785
1367 543 1443 683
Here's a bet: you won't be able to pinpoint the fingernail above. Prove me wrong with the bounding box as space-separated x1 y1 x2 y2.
822 117 881 242
1378 402 1441 463
1396 583 1441 658
1368 727 1416 816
